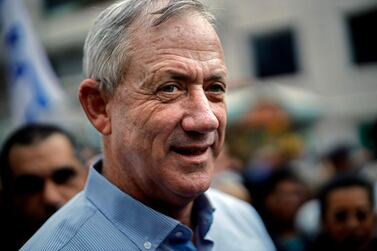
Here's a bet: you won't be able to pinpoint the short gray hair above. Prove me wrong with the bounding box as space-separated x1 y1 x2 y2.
83 0 215 95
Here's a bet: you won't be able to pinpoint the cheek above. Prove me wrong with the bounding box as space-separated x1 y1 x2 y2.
361 217 375 230
59 184 81 199
113 103 183 159
117 100 180 132
324 215 341 231
213 104 227 136
147 108 184 159
140 103 184 136
214 102 227 122
213 105 227 155
15 195 41 215
111 103 151 153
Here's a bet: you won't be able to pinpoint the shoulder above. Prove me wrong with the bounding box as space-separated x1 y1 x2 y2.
206 188 260 222
21 192 139 251
206 188 276 251
21 192 98 250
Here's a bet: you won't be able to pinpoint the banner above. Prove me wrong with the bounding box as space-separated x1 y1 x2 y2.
1 0 66 125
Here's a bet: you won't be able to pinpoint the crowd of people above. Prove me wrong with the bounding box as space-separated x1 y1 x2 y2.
214 115 377 251
1 123 375 251
1 0 377 250
2 121 377 250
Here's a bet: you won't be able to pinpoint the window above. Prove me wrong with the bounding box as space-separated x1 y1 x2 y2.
347 7 377 65
250 28 299 78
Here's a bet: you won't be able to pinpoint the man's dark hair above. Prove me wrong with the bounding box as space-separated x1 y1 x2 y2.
318 174 374 220
0 124 77 197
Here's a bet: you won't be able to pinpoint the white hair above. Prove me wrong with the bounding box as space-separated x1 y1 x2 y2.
83 0 215 95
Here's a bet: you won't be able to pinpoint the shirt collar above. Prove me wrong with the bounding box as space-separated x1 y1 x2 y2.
84 158 215 250
85 160 179 250
193 193 215 239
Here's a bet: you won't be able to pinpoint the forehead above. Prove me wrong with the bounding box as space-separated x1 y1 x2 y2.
326 186 371 209
274 179 304 191
9 134 77 177
130 11 224 61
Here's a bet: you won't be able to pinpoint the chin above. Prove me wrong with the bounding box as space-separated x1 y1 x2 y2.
160 160 214 201
174 176 212 199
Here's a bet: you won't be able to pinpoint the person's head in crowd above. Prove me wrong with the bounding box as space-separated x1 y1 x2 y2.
246 166 308 251
20 1 277 250
252 167 308 234
318 175 376 250
324 144 354 173
0 124 87 248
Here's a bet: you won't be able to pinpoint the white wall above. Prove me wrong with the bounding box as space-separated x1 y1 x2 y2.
209 0 377 148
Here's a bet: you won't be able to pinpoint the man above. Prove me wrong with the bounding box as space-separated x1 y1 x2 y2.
251 167 309 251
308 175 377 251
0 124 87 250
22 0 275 250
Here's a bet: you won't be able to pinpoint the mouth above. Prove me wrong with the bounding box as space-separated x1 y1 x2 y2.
171 146 209 156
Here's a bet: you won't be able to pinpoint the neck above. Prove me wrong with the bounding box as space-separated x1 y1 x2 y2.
154 201 195 228
101 156 196 229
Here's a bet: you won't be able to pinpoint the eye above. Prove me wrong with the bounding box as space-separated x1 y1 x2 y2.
159 84 179 93
52 167 77 185
13 175 44 195
356 210 368 222
207 83 226 93
334 211 347 223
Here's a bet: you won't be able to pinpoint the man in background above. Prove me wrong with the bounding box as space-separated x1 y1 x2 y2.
309 175 377 251
0 124 87 250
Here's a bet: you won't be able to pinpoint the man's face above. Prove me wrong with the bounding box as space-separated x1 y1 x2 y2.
265 179 307 225
107 12 227 206
9 133 87 232
323 186 375 247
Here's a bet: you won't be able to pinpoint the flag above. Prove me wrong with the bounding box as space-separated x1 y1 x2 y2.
1 0 66 126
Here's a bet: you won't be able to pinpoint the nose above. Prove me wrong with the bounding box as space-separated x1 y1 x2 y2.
42 180 66 209
181 88 219 133
345 215 360 230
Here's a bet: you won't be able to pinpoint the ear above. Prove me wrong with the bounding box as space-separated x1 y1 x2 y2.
78 79 112 135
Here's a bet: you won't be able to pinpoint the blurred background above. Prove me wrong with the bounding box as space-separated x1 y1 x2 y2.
0 0 376 177
1 0 377 249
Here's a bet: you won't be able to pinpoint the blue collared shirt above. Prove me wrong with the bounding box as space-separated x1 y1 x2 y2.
22 160 275 251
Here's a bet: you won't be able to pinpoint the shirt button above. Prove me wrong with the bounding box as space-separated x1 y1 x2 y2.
175 231 183 238
144 241 152 250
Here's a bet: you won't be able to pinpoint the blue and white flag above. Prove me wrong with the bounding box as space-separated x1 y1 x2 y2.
1 0 66 126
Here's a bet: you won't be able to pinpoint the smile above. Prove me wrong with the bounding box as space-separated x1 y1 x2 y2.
170 145 212 165
171 146 209 156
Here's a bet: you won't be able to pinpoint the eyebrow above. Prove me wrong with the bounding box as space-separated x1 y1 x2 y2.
205 74 226 83
166 70 226 83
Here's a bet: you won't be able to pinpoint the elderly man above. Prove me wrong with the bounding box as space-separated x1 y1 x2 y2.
0 124 87 250
21 0 275 250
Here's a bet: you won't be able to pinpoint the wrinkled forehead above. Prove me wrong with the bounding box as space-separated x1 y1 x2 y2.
130 11 223 58
141 0 214 26
113 1 225 89
129 0 216 39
